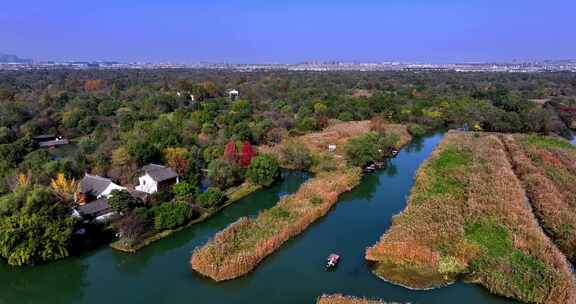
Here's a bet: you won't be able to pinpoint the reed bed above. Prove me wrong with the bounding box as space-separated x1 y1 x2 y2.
192 121 411 281
191 168 362 281
502 134 576 262
365 131 576 304
317 294 404 304
259 121 410 160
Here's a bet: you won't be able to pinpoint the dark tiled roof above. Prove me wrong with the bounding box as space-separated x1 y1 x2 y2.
38 139 69 147
128 189 148 202
141 164 178 182
33 134 56 141
76 198 112 217
79 174 112 197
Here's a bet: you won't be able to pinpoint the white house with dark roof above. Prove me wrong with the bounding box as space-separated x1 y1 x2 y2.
72 198 116 221
73 174 125 221
135 164 179 194
77 174 125 203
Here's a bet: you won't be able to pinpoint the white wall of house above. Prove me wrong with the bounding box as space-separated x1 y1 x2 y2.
135 173 158 194
95 212 117 222
99 182 125 199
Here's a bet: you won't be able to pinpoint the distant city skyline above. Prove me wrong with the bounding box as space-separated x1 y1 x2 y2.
1 0 575 64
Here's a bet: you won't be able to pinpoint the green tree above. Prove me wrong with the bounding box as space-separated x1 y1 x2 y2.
196 187 224 208
152 202 195 230
207 159 241 189
108 190 139 213
246 154 280 186
280 140 312 170
172 182 198 202
0 185 75 266
344 132 399 166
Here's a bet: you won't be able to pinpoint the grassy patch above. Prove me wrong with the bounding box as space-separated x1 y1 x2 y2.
522 135 575 151
465 218 554 302
413 145 471 204
465 219 512 260
372 259 450 289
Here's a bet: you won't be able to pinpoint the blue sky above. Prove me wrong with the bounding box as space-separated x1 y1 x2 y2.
1 0 574 63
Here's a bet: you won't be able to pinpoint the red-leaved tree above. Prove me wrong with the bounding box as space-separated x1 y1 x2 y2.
223 140 238 164
239 141 256 167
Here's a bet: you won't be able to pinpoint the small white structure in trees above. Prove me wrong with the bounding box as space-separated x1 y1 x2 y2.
228 89 239 101
328 144 337 152
135 164 179 194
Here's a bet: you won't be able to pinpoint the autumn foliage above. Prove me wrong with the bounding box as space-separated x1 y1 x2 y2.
222 140 238 164
84 79 105 92
239 141 256 167
51 173 79 201
164 147 191 176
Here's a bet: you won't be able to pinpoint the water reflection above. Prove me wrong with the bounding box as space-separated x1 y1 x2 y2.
385 162 398 177
405 136 425 153
0 258 88 304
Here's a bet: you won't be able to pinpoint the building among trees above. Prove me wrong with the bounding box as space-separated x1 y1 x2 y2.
135 164 179 194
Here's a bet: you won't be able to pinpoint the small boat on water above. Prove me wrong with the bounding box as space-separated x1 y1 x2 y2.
363 161 377 173
391 149 399 156
326 253 341 269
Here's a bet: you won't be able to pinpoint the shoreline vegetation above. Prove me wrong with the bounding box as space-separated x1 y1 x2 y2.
317 294 402 304
110 182 261 253
190 121 412 281
365 131 576 304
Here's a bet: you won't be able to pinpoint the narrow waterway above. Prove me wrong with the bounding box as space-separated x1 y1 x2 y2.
0 133 518 304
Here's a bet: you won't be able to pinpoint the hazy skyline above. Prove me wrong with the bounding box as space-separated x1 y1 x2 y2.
1 0 574 63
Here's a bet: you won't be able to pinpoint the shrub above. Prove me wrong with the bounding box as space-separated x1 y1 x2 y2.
207 159 241 189
344 132 399 166
246 154 280 186
407 123 427 137
196 187 224 208
152 202 195 231
338 112 354 121
172 182 198 202
108 189 140 213
313 153 338 172
280 140 313 170
310 196 323 205
117 208 152 243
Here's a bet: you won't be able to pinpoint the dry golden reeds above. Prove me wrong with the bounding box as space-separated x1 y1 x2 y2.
317 294 400 304
502 134 576 262
191 168 362 281
366 131 576 304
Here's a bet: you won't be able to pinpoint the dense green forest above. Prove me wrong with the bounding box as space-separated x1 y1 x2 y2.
0 69 575 266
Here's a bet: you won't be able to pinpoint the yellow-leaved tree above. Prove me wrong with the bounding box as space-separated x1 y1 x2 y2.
50 173 79 201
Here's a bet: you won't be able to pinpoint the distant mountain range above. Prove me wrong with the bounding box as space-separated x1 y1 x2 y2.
0 53 32 63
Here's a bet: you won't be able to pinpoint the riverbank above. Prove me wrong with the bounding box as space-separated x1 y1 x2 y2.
110 182 261 253
191 121 412 281
365 131 576 304
317 294 402 304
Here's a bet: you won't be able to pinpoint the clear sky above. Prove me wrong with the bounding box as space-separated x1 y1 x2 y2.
1 0 574 63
